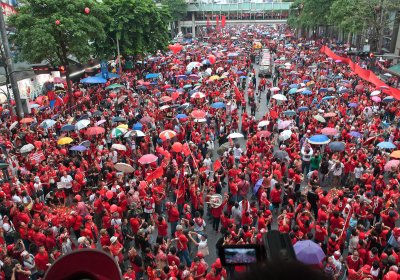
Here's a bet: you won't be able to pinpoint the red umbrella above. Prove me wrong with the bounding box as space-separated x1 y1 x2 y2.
20 118 34 124
172 92 181 100
160 96 172 102
159 130 177 141
256 131 271 138
138 154 158 165
191 109 206 119
86 126 105 136
171 142 183 152
321 127 337 136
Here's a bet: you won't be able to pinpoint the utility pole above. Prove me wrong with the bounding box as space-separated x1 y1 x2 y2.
0 5 23 119
116 34 122 74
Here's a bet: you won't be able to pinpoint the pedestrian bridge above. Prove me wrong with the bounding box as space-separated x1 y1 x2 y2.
180 19 287 28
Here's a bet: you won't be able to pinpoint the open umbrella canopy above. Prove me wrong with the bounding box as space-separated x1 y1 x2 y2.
279 130 292 141
138 154 158 165
69 145 87 152
278 120 292 130
384 160 400 171
349 131 362 138
114 163 135 173
294 240 325 265
86 126 105 136
211 102 226 109
227 132 244 139
308 134 331 145
124 130 145 138
110 128 127 138
273 150 289 160
377 141 396 149
145 73 160 79
111 144 127 151
283 110 296 116
105 84 125 90
321 127 337 136
390 150 400 159
191 110 207 119
80 77 107 84
61 124 76 132
95 72 120 79
159 130 177 141
191 92 206 99
133 123 143 130
75 119 90 131
20 117 34 124
257 130 271 138
297 106 309 112
20 144 35 153
176 114 188 119
57 137 74 145
40 119 56 128
313 115 326 123
329 141 345 152
171 142 183 153
272 94 287 101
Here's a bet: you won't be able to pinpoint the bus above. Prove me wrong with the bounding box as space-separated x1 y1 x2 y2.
258 49 273 77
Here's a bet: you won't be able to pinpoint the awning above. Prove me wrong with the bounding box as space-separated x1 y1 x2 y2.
388 63 400 77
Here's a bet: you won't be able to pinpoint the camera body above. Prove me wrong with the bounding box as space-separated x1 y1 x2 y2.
218 230 296 266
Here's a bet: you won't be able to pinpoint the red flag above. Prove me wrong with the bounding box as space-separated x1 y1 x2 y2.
221 15 226 28
30 151 45 164
214 159 222 172
147 166 164 182
182 143 191 157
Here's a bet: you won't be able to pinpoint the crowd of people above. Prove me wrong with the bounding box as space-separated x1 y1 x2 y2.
0 24 399 280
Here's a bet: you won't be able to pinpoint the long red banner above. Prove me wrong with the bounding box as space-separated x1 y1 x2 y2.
320 46 400 100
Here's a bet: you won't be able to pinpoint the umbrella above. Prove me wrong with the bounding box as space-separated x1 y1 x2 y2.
92 111 102 117
371 96 381 103
191 110 206 119
138 154 158 165
105 84 125 90
80 140 91 148
159 130 177 141
133 123 143 130
124 130 145 138
289 84 298 88
273 150 289 160
278 120 292 130
95 72 120 79
321 96 335 101
111 143 127 151
9 121 18 130
239 76 247 79
301 89 313 95
272 94 287 101
348 102 358 108
279 130 292 141
114 163 135 173
270 87 280 92
176 114 188 119
211 102 226 109
383 96 394 102
95 120 106 126
75 119 90 130
328 141 345 152
384 160 400 171
117 124 129 129
20 118 34 124
298 106 309 112
390 150 400 158
349 131 362 138
20 144 35 153
324 112 337 118
86 126 105 136
258 120 270 128
171 142 183 153
61 124 76 132
70 145 87 152
117 95 127 104
253 178 264 195
313 115 326 123
160 96 173 103
145 73 160 79
191 92 206 99
227 132 244 139
288 88 297 94
321 127 337 136
140 116 154 124
294 240 325 265
377 141 396 149
112 116 126 123
370 90 381 96
308 134 331 145
40 119 56 128
110 128 127 138
57 137 74 145
257 131 271 138
283 110 296 116
80 77 107 84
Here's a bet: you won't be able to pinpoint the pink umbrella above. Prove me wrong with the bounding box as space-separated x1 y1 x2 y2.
95 119 106 126
278 120 292 130
191 110 206 119
384 160 400 172
323 112 337 118
138 154 158 165
371 96 381 103
321 127 337 136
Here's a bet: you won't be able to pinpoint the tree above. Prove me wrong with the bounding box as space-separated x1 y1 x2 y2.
9 0 108 103
162 0 187 37
99 0 171 58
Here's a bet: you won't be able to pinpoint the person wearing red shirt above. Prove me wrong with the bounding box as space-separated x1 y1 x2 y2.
34 245 49 273
346 251 363 271
167 247 180 266
270 184 282 214
166 202 179 237
381 209 398 229
156 216 168 238
175 233 191 266
314 221 328 244
129 214 141 236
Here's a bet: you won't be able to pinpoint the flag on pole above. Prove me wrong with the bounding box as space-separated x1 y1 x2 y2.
221 15 226 28
215 15 220 30
30 151 45 164
214 159 222 172
147 166 164 182
182 143 191 157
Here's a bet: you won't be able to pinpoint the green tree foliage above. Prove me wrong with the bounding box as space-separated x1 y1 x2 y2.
99 0 171 57
162 0 187 21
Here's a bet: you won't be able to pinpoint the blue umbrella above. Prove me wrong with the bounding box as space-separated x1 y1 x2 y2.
339 88 349 94
298 106 309 112
183 85 192 89
288 88 297 94
253 178 264 195
176 113 188 119
95 72 120 79
137 85 147 90
112 116 126 122
211 102 226 109
301 89 312 95
348 102 358 108
383 96 395 102
294 240 326 265
240 76 247 79
329 141 345 152
289 84 298 88
145 73 160 79
283 110 296 116
227 59 233 63
69 145 87 152
166 88 175 92
377 141 396 149
176 88 185 92
349 131 362 138
80 77 107 84
236 71 244 75
321 96 335 101
308 134 331 145
78 114 89 120
133 123 143 130
281 82 288 86
61 124 75 132
201 59 210 65
319 88 328 92
176 75 187 80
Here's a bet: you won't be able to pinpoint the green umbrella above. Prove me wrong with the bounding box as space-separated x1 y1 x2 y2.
106 84 124 90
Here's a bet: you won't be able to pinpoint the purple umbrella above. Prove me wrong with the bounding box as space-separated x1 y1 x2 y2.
293 240 325 265
253 178 264 195
69 145 87 152
349 131 362 138
348 102 358 108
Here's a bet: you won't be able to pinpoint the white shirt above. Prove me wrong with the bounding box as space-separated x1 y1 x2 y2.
60 175 73 189
233 147 243 159
354 167 364 179
301 147 313 162
330 162 344 176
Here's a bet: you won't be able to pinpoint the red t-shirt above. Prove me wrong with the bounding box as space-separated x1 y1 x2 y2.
35 251 49 272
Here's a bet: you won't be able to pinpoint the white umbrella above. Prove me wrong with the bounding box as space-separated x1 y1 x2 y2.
384 73 392 77
0 94 7 104
159 105 170 110
370 90 381 96
227 132 245 139
114 163 135 173
270 87 280 92
9 121 18 130
111 144 127 151
194 118 207 123
272 94 287 101
279 130 292 141
40 119 56 128
124 130 146 138
75 119 90 130
284 62 291 67
95 119 107 126
20 144 35 153
313 115 326 123
258 120 270 128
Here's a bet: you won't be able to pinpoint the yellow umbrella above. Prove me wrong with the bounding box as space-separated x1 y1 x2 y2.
390 150 400 159
117 124 129 129
57 137 74 145
209 75 220 81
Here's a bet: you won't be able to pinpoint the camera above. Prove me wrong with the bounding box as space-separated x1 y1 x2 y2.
218 230 296 266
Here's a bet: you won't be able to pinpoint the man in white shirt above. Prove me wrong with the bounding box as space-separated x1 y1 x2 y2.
232 144 243 166
301 144 313 175
329 160 344 188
